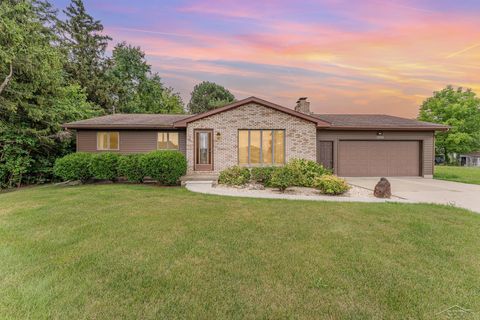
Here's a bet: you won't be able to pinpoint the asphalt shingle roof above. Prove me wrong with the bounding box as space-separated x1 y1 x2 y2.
312 114 447 129
63 114 192 129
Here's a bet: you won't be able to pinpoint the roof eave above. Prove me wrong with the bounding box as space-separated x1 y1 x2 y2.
319 126 449 131
62 124 181 130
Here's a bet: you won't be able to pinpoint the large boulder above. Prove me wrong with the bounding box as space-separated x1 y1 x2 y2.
374 177 391 198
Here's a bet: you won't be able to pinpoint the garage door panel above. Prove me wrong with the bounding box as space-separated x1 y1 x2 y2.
338 141 420 177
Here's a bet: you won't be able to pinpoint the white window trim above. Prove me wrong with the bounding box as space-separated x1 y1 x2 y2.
96 131 120 151
157 132 180 150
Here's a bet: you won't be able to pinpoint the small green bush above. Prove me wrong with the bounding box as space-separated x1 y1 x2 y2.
53 152 93 183
286 158 330 187
141 151 187 185
118 154 145 183
218 166 251 186
269 167 294 192
91 153 120 181
250 166 278 186
315 175 350 195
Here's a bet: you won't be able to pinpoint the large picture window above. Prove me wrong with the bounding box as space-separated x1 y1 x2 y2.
238 130 285 165
97 132 119 150
158 132 179 150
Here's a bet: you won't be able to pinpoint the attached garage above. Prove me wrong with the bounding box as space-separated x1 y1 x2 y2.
337 140 421 177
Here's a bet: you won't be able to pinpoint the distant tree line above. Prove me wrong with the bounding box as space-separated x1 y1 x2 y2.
0 0 236 188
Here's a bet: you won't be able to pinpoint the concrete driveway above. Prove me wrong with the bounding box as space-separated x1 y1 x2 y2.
346 177 480 213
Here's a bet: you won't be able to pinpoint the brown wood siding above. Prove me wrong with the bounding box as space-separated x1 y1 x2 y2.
76 130 186 155
317 130 435 177
317 141 333 169
338 141 420 176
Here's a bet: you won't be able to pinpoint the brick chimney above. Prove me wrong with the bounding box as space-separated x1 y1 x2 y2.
295 97 311 114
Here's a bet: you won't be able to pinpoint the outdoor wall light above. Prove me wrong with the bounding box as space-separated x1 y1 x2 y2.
216 132 221 139
377 131 384 136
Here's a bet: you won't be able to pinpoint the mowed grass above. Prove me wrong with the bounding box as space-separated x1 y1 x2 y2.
1 185 479 319
435 165 480 185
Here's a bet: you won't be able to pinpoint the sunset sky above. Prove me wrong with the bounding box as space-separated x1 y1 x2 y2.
52 0 480 117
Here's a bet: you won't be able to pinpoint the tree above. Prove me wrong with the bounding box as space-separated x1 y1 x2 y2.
418 86 480 162
107 42 184 114
187 81 235 114
0 1 99 188
58 0 111 110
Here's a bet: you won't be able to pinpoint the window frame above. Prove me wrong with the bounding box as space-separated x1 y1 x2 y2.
237 129 285 166
157 131 180 150
96 131 120 151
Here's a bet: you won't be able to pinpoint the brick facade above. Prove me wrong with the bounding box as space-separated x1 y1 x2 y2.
186 103 317 174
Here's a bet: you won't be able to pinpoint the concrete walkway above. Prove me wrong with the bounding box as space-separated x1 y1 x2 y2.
346 177 480 213
185 181 410 204
185 178 480 213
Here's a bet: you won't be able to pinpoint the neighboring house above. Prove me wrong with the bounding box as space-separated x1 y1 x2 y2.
460 152 480 167
63 96 448 178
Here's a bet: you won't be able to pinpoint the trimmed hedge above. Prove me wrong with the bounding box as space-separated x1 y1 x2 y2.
250 166 278 187
285 158 330 187
315 175 350 195
91 153 120 181
218 166 251 186
54 151 187 185
53 152 93 183
118 154 145 183
141 151 187 185
269 166 294 192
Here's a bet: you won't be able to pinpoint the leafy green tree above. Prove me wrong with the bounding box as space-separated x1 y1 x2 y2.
107 42 184 114
187 81 235 114
418 86 480 162
135 74 184 114
58 0 111 110
0 1 99 188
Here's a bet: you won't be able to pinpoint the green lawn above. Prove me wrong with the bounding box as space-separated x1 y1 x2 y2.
435 165 480 185
1 185 479 319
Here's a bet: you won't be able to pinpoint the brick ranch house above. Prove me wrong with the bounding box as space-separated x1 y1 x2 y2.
63 96 448 178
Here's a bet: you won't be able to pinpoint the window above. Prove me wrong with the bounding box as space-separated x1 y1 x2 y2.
238 130 285 166
157 132 179 150
97 132 119 150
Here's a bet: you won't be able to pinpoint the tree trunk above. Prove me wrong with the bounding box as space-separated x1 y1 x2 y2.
0 62 13 95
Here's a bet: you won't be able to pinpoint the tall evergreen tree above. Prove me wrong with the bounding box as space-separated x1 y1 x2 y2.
58 0 111 110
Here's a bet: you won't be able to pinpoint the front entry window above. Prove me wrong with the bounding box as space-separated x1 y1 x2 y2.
197 132 210 164
238 129 285 166
195 130 213 171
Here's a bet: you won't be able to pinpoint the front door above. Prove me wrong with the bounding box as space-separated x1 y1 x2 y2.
194 130 213 171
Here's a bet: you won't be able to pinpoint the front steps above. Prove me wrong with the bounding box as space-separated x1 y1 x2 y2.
180 174 219 187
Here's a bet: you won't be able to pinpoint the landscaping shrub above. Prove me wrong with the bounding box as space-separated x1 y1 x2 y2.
250 166 278 186
91 153 120 181
218 166 251 186
53 152 93 183
269 166 294 192
315 175 350 195
285 158 330 187
118 154 145 183
141 151 187 185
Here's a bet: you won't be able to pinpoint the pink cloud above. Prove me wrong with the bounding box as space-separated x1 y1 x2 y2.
102 1 480 117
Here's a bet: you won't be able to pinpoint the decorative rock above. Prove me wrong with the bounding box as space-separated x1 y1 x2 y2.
374 177 391 198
